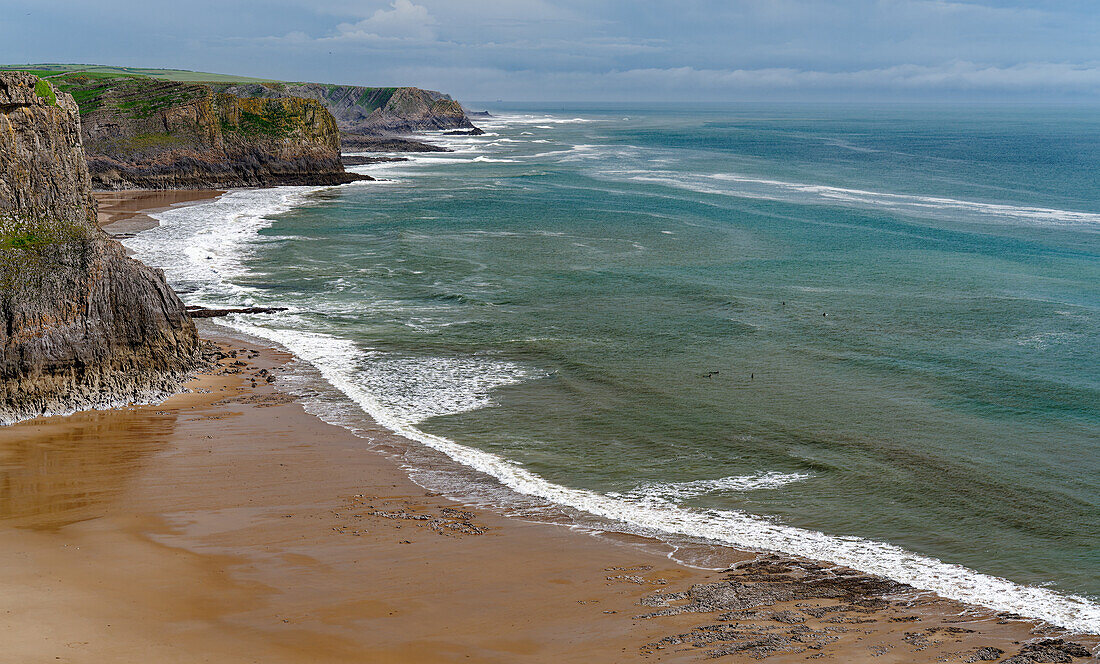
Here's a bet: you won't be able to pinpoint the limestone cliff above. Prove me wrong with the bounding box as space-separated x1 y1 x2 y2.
0 72 199 423
48 73 368 190
214 83 476 147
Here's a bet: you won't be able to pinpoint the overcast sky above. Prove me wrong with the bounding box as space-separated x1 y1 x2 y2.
3 0 1099 102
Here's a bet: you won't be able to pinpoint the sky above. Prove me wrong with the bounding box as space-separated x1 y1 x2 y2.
2 0 1100 102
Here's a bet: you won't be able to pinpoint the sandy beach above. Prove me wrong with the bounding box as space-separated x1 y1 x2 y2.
96 189 226 234
0 191 1092 663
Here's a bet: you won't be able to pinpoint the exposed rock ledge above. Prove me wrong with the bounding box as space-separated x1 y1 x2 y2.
0 72 200 423
46 74 371 190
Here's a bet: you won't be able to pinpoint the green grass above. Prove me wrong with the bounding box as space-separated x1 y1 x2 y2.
42 73 207 117
1 231 45 250
33 79 57 106
356 87 397 112
0 213 89 287
237 109 279 134
1 64 430 122
44 72 146 115
223 105 301 138
9 69 62 78
63 85 111 113
0 212 84 252
0 63 278 83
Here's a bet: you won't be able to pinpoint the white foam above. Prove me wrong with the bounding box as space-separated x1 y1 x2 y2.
221 322 1100 635
611 471 814 508
525 148 583 159
125 187 324 305
485 114 593 126
126 146 1100 637
619 170 1100 227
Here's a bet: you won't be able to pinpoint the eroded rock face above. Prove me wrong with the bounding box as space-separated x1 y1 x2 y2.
0 72 199 423
214 83 476 142
48 74 368 190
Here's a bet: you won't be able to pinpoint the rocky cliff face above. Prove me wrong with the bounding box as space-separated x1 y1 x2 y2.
49 74 368 190
0 72 199 424
215 83 476 143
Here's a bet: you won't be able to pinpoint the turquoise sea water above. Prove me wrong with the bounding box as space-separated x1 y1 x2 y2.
128 103 1100 631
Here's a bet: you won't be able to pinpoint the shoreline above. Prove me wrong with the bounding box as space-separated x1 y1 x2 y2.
1 189 1094 661
95 189 227 234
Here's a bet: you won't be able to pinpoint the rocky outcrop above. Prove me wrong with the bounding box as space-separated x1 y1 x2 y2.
338 134 450 153
48 74 369 190
0 72 199 424
214 83 476 148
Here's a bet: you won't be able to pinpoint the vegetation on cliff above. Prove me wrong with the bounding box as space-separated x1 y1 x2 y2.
29 72 366 189
0 63 275 83
2 65 479 134
214 82 476 141
8 65 479 137
1 64 479 184
0 210 83 255
0 72 199 423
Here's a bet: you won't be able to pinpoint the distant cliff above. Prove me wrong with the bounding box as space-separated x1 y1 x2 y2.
46 73 369 190
0 72 199 423
213 83 476 148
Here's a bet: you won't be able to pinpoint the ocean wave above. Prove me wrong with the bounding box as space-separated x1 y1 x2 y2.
123 134 1100 636
127 187 324 305
222 322 1100 635
524 148 585 159
617 170 1100 227
296 337 532 423
1016 331 1080 349
609 471 813 507
488 114 593 126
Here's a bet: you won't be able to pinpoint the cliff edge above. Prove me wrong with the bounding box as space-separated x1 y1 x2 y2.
214 83 476 150
217 83 474 133
0 72 200 423
47 73 369 190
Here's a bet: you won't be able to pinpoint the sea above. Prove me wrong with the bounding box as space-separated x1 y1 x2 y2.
124 102 1100 634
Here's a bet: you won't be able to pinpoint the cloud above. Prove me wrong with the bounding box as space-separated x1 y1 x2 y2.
358 60 1100 102
332 0 437 41
606 62 1100 92
5 0 1100 101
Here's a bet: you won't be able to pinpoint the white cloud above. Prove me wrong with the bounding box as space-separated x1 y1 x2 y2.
361 60 1100 101
332 0 437 41
606 62 1100 92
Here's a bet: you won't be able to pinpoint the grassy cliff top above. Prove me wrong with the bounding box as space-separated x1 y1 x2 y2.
0 64 424 90
0 63 278 83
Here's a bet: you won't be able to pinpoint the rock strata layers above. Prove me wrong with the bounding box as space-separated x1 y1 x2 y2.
338 134 450 153
0 72 199 423
48 74 369 190
216 83 475 137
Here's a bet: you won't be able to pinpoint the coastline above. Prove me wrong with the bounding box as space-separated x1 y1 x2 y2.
96 189 226 234
1 190 1095 662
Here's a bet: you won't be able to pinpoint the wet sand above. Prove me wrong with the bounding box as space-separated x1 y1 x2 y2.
95 189 225 233
1 193 1096 663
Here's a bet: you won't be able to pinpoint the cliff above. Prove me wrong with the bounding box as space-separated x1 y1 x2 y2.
46 73 369 190
0 72 199 423
214 83 476 147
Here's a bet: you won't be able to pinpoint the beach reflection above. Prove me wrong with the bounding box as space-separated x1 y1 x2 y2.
0 407 176 529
